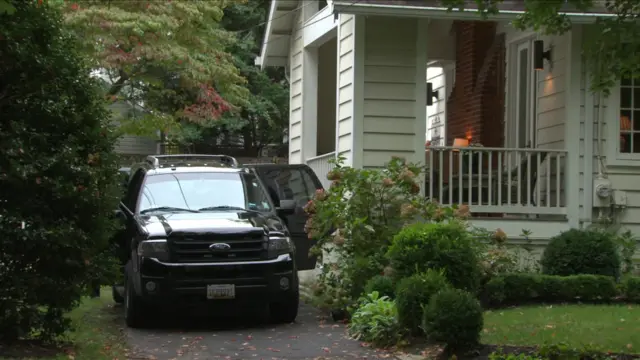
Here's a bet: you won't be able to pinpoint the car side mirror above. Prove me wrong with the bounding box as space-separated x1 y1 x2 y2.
276 199 296 213
113 209 127 222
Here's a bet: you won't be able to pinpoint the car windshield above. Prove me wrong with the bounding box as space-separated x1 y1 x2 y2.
137 172 272 214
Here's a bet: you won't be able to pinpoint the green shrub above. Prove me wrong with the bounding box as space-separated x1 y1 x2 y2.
621 276 640 302
364 275 395 299
0 2 121 341
541 229 621 279
484 273 618 307
422 288 484 351
387 222 482 292
348 292 405 347
395 270 450 335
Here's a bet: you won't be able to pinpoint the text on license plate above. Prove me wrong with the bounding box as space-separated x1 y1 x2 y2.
206 284 235 299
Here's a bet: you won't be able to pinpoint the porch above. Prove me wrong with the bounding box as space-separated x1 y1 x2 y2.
307 146 568 218
274 10 580 238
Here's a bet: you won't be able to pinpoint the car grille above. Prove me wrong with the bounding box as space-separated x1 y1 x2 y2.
169 232 267 263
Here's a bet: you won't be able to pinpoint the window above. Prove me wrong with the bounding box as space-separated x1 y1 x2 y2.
138 172 272 213
260 168 318 208
618 76 640 154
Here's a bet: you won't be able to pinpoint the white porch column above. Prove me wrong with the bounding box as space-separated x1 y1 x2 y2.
300 48 318 162
414 19 429 178
345 16 428 171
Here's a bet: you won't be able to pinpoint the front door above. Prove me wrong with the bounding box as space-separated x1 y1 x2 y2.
254 165 322 270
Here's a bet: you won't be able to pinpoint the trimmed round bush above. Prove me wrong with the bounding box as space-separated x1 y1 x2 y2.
364 275 395 299
395 270 450 335
386 222 482 292
422 288 484 351
541 229 621 278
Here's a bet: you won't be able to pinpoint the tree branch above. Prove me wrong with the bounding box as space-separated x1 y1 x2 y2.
107 69 130 97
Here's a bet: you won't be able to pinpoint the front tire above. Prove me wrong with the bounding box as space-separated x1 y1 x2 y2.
270 292 299 324
124 278 149 328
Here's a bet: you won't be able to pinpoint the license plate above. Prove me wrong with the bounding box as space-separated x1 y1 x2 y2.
206 284 235 299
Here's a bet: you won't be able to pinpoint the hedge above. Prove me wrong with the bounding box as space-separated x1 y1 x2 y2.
483 273 618 307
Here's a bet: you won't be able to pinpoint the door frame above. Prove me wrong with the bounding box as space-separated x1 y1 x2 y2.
506 36 538 150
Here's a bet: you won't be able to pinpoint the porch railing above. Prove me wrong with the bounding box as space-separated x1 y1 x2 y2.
307 152 336 189
425 147 568 215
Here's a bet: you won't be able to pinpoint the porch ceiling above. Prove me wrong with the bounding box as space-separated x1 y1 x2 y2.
256 0 299 69
333 0 613 21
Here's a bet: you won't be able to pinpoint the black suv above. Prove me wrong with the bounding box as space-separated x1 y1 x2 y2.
113 155 316 328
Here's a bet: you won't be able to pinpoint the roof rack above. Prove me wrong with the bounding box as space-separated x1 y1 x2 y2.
145 154 239 168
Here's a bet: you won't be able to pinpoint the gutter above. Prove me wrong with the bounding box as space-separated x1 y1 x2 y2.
256 0 280 69
332 2 614 23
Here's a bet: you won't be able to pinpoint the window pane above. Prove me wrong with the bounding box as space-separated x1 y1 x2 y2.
621 87 632 109
619 72 640 154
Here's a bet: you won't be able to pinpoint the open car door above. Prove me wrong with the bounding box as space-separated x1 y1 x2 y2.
250 164 323 271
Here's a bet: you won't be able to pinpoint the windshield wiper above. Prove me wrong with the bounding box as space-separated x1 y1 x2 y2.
140 206 200 214
198 205 258 212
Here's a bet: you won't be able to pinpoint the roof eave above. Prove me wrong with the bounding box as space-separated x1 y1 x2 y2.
332 2 614 23
256 0 280 69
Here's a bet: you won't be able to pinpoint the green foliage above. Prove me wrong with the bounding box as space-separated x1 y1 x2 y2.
58 0 247 138
440 0 640 94
541 229 621 279
488 350 542 360
612 230 638 275
305 156 463 311
220 0 289 149
387 222 482 292
348 292 405 347
0 0 121 341
484 273 618 307
395 270 450 335
364 275 396 300
422 288 484 351
621 276 640 302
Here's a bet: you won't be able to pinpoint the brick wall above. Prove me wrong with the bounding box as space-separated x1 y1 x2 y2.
446 21 505 149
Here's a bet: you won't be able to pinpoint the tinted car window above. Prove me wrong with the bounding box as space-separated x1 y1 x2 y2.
261 168 318 207
138 172 272 213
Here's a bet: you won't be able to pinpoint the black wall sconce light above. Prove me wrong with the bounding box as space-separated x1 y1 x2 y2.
533 40 552 71
427 82 439 106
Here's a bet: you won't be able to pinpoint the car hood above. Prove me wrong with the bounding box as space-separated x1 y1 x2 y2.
135 211 287 238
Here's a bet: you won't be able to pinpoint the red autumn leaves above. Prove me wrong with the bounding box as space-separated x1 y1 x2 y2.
182 84 231 123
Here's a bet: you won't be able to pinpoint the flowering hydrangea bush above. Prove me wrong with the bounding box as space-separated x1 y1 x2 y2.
304 156 467 311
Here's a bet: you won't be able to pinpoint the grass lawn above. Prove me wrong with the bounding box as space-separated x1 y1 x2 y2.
482 304 640 354
0 288 128 360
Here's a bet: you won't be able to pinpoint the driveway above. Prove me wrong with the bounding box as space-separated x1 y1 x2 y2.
124 302 397 360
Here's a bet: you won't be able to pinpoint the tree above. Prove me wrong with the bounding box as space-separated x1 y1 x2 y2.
60 0 249 136
441 0 640 93
0 0 122 341
218 0 289 151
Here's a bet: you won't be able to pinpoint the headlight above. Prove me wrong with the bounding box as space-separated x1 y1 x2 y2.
137 239 169 261
268 236 293 258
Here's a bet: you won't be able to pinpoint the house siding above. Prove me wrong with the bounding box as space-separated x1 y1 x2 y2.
336 14 356 164
580 27 640 232
288 9 304 164
115 135 157 155
362 16 418 168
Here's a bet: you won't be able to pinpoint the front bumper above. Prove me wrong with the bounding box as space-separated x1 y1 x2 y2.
133 253 297 306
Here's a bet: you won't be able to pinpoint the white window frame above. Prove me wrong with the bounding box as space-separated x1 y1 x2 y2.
506 35 538 150
605 79 640 165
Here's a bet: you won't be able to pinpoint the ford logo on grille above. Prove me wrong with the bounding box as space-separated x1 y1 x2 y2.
209 243 231 251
